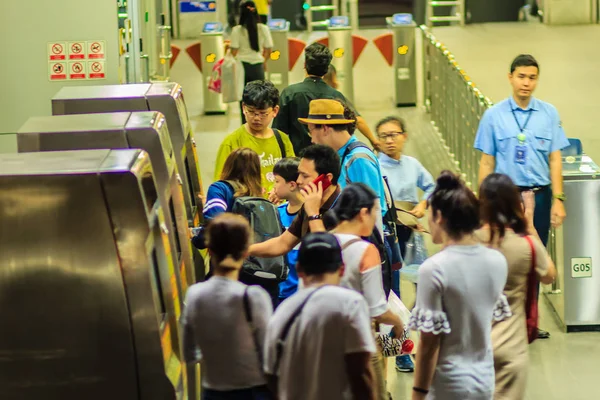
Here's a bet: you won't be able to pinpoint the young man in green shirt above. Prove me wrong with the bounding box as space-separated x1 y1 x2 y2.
214 80 295 194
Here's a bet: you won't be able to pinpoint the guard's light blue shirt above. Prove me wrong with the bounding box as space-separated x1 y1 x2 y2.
474 96 569 187
378 153 435 203
338 136 388 215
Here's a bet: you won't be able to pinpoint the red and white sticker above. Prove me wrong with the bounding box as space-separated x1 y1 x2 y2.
68 41 86 60
87 40 105 59
88 61 106 79
69 61 86 80
48 62 67 80
48 42 66 61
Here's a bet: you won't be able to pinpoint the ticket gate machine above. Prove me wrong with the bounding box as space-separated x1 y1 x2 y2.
50 82 204 230
327 16 355 103
387 14 417 107
0 149 185 399
17 112 200 286
199 22 227 115
267 19 291 92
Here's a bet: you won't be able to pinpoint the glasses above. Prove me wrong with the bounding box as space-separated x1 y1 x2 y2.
244 107 273 119
378 131 405 141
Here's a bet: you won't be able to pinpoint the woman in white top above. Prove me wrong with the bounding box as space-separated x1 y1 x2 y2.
230 0 274 123
182 213 274 400
329 183 405 400
408 171 511 400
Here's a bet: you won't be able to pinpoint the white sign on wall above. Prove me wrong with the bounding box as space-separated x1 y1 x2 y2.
571 257 592 278
48 40 106 81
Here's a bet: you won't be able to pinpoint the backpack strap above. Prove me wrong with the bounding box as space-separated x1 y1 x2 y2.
273 285 327 373
341 237 364 251
243 287 264 367
340 141 377 185
273 129 287 159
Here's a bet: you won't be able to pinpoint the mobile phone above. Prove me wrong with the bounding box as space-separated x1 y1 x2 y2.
312 174 332 191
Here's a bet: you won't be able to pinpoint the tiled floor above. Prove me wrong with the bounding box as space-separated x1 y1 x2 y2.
171 22 600 399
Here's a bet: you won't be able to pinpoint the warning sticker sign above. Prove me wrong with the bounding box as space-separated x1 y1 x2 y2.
69 61 86 80
88 61 106 79
68 42 86 60
87 41 105 59
48 62 67 80
48 42 66 61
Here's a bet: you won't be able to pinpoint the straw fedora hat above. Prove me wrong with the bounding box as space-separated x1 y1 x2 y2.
298 99 356 125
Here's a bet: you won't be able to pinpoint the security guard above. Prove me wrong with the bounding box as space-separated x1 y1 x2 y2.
474 54 569 339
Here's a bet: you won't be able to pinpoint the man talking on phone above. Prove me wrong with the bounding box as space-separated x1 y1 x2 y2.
248 144 342 257
474 54 569 339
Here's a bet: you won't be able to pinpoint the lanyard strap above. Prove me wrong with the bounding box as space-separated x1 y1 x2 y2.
511 109 533 133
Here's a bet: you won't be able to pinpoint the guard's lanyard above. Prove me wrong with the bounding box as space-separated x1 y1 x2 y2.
511 109 533 134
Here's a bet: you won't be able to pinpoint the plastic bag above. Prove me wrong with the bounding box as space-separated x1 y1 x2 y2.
207 58 224 94
378 291 414 357
220 53 245 103
401 231 428 283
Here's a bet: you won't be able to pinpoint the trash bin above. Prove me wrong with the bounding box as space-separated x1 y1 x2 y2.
387 13 417 107
200 22 227 115
267 19 290 93
327 16 354 103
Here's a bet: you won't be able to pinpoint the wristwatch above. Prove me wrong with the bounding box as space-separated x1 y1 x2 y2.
307 214 322 221
553 193 566 202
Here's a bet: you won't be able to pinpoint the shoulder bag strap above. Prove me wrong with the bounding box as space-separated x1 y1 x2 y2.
273 129 287 159
273 285 326 373
524 236 536 273
243 287 264 367
341 237 364 251
523 235 539 342
341 142 377 185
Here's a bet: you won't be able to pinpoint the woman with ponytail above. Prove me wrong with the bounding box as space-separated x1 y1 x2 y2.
408 171 511 400
182 213 274 400
329 183 405 400
230 0 274 123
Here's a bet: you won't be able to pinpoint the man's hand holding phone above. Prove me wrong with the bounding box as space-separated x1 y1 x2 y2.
301 175 331 216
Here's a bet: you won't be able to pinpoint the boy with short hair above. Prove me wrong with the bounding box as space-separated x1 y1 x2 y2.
272 157 303 300
214 80 295 194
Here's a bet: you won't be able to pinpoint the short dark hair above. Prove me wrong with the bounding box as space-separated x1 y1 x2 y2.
428 171 479 239
273 157 300 183
510 54 539 74
313 99 356 135
375 116 407 133
330 183 378 222
299 144 341 185
305 43 332 77
242 80 279 109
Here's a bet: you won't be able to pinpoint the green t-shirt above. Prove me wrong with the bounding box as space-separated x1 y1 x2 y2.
214 126 295 192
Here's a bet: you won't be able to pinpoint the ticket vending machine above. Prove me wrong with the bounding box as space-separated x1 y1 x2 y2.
0 149 185 400
327 16 354 103
199 22 227 115
50 83 204 230
267 19 291 93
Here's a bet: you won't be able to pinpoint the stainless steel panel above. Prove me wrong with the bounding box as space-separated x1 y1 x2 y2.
392 24 417 106
51 84 152 115
328 27 354 103
0 150 138 399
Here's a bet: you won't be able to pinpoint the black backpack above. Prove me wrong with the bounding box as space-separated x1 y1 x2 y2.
224 182 289 283
340 141 394 298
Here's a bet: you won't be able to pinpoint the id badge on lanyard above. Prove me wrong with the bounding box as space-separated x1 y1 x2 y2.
512 110 532 165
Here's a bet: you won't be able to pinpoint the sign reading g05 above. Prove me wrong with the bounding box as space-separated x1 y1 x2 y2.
571 257 592 278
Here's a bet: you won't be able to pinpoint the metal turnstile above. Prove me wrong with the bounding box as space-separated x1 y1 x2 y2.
387 13 417 107
0 149 184 399
327 16 354 103
200 22 227 115
267 19 290 93
50 83 204 231
544 156 600 332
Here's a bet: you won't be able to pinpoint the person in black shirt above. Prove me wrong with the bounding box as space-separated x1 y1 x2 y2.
273 43 379 154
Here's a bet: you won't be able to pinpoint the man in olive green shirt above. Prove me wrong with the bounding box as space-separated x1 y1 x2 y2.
214 80 295 194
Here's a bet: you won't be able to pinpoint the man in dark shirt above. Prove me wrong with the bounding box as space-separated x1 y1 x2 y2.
274 43 378 154
248 144 341 257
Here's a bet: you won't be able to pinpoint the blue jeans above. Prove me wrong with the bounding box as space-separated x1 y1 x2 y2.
202 385 272 400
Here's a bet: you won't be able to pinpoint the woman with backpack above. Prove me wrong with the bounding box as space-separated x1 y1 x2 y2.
193 147 282 307
477 174 556 400
182 213 274 400
328 183 406 400
230 0 274 123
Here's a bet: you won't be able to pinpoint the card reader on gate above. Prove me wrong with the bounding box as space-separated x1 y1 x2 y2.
202 22 223 33
392 13 413 25
329 16 349 28
268 19 289 31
